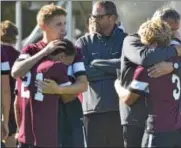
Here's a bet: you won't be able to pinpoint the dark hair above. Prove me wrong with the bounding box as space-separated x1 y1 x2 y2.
50 39 76 56
152 7 180 22
97 1 118 18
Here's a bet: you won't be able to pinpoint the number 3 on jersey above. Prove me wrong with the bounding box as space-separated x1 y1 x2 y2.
172 74 181 100
21 72 44 101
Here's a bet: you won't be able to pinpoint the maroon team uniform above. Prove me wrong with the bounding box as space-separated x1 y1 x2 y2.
17 40 86 147
17 59 72 147
1 44 19 136
129 57 181 147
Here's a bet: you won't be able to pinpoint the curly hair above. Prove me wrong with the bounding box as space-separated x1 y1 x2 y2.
0 20 18 44
138 19 172 47
37 3 67 26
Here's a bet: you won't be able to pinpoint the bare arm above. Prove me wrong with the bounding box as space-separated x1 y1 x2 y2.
1 75 11 140
14 95 21 130
36 75 88 95
11 49 47 78
11 40 64 78
114 79 140 105
2 75 11 127
57 75 88 94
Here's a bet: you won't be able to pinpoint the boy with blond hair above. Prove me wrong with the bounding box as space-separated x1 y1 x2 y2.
12 3 87 148
138 19 172 47
116 19 181 147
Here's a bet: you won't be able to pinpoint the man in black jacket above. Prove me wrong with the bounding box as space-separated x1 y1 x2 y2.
115 7 181 147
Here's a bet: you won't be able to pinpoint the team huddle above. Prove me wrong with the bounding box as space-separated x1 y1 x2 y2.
1 1 181 148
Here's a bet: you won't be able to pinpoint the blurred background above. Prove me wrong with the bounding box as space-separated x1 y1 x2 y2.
1 0 181 50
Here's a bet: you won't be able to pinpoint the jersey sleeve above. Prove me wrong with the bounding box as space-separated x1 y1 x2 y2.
1 50 10 74
128 66 150 96
71 47 86 77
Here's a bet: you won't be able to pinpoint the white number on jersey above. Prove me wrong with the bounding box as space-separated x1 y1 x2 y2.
172 74 181 100
21 72 44 101
21 72 31 99
34 73 44 101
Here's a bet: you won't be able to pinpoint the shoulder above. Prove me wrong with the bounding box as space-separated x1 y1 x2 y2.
21 41 43 55
49 61 67 75
124 33 140 41
37 60 54 73
115 27 128 38
75 33 97 47
47 62 68 81
53 62 67 69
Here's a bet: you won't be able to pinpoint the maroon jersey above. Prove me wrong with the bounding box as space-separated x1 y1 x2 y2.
18 40 86 101
32 60 72 147
16 78 34 145
17 58 72 147
18 41 86 79
129 57 181 132
1 44 19 135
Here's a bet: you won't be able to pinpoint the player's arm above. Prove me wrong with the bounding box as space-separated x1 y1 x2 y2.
13 81 21 130
1 53 11 139
1 75 11 140
2 75 11 128
58 75 88 94
11 40 63 78
115 67 149 106
147 39 181 78
14 95 21 130
41 75 88 95
114 79 142 105
123 34 181 66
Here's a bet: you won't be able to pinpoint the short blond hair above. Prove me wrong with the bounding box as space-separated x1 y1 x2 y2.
138 19 172 47
0 20 18 44
37 3 67 26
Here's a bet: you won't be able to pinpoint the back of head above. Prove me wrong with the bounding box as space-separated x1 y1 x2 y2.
138 19 172 47
50 39 76 56
95 1 118 18
37 3 67 27
152 6 180 22
0 20 18 44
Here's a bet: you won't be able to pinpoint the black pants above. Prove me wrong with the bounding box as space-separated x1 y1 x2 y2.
59 99 84 148
1 142 6 148
84 111 124 148
142 128 181 147
123 125 145 148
